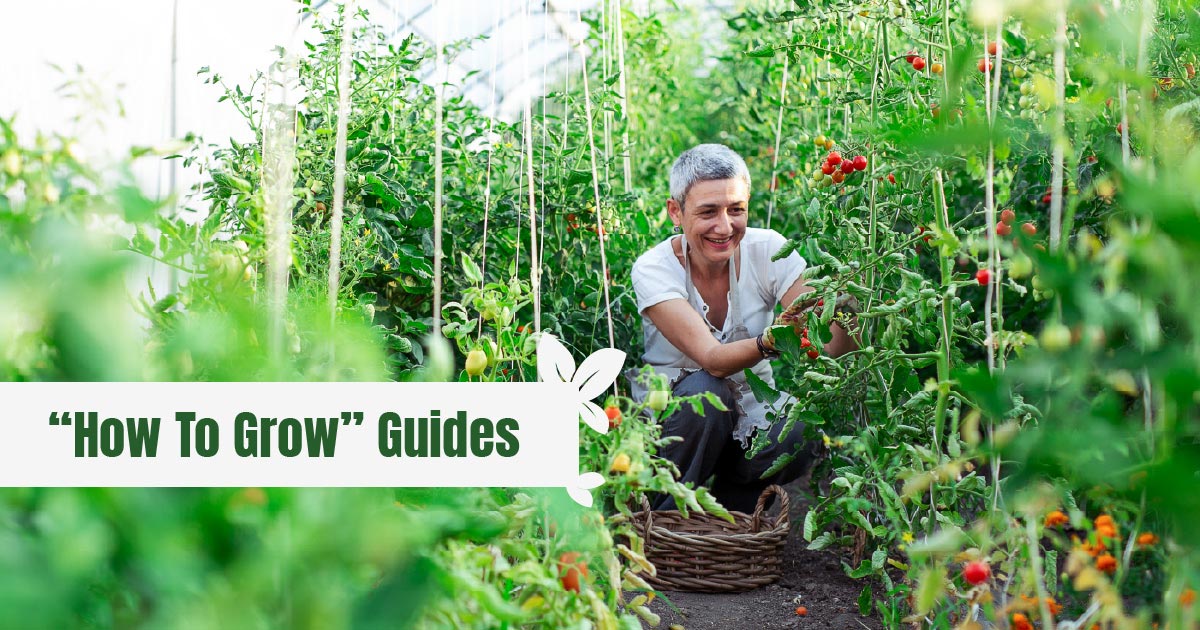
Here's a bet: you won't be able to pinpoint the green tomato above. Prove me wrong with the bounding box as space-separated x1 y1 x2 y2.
1009 254 1033 279
1040 323 1072 353
465 349 487 376
3 149 21 177
647 389 669 412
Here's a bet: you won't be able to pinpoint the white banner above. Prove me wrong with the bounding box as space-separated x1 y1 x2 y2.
0 335 624 506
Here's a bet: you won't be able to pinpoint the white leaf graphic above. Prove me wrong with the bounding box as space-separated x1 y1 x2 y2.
577 472 604 489
579 400 609 434
566 472 605 507
567 486 594 507
571 348 627 401
536 333 576 384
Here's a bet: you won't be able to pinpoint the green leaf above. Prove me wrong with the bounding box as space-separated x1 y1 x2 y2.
461 253 482 285
858 583 873 616
914 565 947 615
743 369 781 405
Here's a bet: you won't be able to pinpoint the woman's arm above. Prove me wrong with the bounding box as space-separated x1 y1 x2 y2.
779 277 859 358
643 299 763 378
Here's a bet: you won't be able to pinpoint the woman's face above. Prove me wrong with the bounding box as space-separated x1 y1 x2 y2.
668 178 749 267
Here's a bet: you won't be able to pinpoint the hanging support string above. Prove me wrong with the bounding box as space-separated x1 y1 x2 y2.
328 1 355 348
521 0 542 333
477 3 501 337
573 13 618 356
614 0 633 193
432 0 445 336
765 21 792 229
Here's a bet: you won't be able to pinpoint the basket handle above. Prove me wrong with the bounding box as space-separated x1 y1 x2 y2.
639 494 654 546
750 484 789 532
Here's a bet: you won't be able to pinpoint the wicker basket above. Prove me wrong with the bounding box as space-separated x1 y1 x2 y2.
629 485 790 593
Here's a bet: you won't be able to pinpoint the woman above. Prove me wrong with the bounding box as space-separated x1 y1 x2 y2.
630 143 857 512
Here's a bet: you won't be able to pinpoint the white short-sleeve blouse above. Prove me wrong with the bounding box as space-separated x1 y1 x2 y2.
629 227 806 442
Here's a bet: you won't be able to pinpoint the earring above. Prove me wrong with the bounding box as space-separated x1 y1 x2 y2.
672 225 682 233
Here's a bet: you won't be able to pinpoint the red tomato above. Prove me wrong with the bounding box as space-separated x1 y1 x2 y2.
1000 209 1015 224
976 269 991 285
963 561 991 585
826 151 843 165
821 162 835 175
840 160 856 174
806 348 819 359
979 58 992 73
996 222 1012 236
1021 222 1037 236
987 41 999 56
912 57 926 71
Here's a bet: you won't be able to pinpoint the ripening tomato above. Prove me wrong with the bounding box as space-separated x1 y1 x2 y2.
824 138 835 150
987 41 999 56
1021 222 1037 236
931 62 943 74
831 170 845 184
1000 209 1015 224
979 58 993 73
821 162 835 175
814 134 827 147
610 453 631 474
996 222 1012 236
557 552 589 593
605 405 622 429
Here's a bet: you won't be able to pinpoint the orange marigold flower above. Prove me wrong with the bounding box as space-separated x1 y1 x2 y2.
1019 595 1062 617
1137 532 1159 547
1044 510 1069 528
1079 539 1108 557
1012 613 1034 630
1095 514 1115 527
1096 553 1118 574
1097 523 1119 540
1182 588 1196 606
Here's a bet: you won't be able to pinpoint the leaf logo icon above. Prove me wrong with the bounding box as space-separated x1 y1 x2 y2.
536 334 626 435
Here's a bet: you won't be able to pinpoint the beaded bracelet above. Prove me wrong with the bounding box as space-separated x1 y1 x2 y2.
755 333 780 359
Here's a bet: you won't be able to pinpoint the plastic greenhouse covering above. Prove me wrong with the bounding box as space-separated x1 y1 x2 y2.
3 0 735 198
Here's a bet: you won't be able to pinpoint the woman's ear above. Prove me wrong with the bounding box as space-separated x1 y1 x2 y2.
666 197 683 228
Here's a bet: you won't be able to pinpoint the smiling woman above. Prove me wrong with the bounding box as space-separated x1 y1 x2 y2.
629 144 856 512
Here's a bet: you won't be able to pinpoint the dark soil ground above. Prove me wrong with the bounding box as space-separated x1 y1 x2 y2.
639 477 886 630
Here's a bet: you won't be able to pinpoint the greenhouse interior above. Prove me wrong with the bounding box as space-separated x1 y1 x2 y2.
2 0 1199 628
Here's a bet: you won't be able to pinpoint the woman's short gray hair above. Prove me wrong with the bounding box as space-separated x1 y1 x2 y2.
669 144 751 209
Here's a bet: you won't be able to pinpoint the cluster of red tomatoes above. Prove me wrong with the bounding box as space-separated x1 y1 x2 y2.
904 51 942 75
820 151 868 183
996 208 1037 237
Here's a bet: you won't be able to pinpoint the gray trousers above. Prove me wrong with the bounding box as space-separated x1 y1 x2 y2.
653 370 819 513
